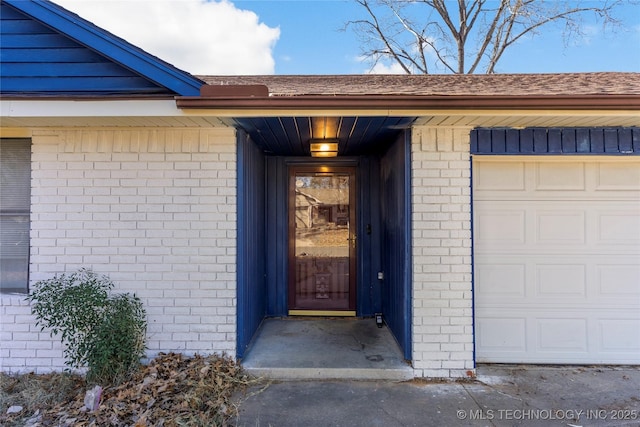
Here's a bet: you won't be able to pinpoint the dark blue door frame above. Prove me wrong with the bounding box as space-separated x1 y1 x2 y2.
264 157 381 317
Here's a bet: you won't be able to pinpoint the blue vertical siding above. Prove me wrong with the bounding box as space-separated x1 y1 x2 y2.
470 127 640 154
265 156 289 316
0 3 164 94
236 131 267 358
1 1 202 95
358 156 382 315
380 131 412 360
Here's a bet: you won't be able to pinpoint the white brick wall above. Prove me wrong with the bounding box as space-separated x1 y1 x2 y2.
0 295 66 373
1 128 237 373
2 124 478 377
411 126 475 378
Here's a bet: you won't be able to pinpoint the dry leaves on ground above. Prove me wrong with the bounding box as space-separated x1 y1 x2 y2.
1 352 259 427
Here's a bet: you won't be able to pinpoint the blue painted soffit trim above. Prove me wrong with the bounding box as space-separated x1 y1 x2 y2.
4 0 204 96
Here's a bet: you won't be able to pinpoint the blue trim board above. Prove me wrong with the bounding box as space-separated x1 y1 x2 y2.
471 127 640 155
3 0 203 96
402 130 412 361
469 156 476 369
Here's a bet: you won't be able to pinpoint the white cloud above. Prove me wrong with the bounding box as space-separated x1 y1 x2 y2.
366 61 408 74
53 0 280 75
351 55 407 74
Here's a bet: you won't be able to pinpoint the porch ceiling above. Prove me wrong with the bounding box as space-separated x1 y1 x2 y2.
232 116 416 156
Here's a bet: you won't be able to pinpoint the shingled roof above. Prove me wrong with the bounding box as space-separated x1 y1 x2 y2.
197 72 640 97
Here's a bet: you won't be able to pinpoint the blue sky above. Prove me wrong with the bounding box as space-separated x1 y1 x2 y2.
236 0 640 74
56 0 640 75
234 0 368 74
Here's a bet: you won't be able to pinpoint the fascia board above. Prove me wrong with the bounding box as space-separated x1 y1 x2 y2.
176 106 640 121
175 95 640 110
1 99 182 117
4 0 203 96
4 100 638 125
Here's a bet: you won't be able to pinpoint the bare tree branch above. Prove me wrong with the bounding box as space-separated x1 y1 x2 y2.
388 2 430 72
354 0 413 73
468 0 508 74
348 0 630 74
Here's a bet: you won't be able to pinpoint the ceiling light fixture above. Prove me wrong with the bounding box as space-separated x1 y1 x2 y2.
309 139 339 157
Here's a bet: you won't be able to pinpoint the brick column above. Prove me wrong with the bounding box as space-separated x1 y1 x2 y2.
411 126 475 378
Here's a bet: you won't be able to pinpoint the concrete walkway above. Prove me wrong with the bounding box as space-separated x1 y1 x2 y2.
241 318 414 380
234 365 640 427
237 319 639 426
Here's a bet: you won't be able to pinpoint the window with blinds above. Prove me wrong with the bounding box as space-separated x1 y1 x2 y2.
1 139 31 293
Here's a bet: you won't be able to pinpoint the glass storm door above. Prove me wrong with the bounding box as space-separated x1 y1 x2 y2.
288 166 356 315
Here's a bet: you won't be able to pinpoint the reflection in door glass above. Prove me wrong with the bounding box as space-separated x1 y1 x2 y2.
293 173 350 310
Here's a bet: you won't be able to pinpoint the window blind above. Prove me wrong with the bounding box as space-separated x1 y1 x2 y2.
0 138 31 293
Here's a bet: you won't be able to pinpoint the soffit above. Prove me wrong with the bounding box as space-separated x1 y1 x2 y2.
1 109 637 130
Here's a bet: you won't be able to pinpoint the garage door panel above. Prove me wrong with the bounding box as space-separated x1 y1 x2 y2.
599 319 640 352
536 211 585 244
475 191 640 201
597 211 640 245
475 262 526 297
476 309 640 363
535 162 585 191
477 257 639 308
474 158 640 364
474 159 640 201
476 317 527 352
535 264 586 298
596 162 640 190
476 201 640 251
597 264 640 296
475 256 591 305
474 161 525 190
475 208 526 246
537 318 588 352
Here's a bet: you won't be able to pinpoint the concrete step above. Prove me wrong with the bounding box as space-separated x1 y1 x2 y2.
240 318 415 381
243 365 415 381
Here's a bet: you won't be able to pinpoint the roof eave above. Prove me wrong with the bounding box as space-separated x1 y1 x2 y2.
175 94 640 111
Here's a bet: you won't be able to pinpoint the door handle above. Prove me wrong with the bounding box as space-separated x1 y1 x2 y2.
347 235 357 248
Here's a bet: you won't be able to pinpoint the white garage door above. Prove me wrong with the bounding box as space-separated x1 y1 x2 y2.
474 157 640 364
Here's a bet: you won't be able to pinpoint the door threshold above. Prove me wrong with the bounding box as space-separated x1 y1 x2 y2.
288 310 356 317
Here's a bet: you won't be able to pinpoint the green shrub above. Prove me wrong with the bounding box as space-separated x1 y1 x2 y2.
86 294 147 384
27 269 147 384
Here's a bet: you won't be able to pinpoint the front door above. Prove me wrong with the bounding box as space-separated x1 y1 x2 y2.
288 166 357 315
